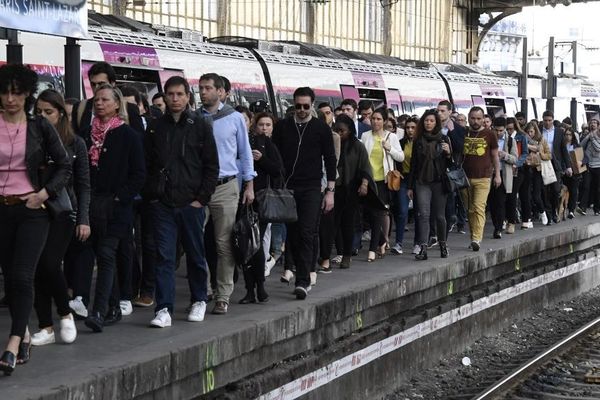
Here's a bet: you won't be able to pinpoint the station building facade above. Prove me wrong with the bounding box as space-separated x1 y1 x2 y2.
88 0 471 63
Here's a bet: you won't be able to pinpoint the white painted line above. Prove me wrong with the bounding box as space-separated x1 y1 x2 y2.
257 257 599 400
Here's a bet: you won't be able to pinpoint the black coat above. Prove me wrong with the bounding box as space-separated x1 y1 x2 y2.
144 109 219 207
549 127 572 175
26 115 72 198
65 136 91 226
407 134 452 190
249 132 283 192
83 124 146 237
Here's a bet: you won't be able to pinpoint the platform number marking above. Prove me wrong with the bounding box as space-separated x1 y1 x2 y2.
202 345 216 394
355 303 363 330
447 280 454 295
515 258 521 271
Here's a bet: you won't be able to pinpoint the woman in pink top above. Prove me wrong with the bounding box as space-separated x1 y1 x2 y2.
0 64 71 376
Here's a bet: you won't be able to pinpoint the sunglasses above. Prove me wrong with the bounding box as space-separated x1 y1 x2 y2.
295 103 311 110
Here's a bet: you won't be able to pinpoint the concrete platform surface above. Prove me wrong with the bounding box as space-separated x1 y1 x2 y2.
0 214 599 399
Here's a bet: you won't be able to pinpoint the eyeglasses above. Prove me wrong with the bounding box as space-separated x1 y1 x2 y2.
295 103 311 110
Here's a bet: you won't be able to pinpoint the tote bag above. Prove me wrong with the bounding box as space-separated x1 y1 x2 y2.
540 159 557 185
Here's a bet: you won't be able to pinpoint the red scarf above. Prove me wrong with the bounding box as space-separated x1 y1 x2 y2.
89 116 124 167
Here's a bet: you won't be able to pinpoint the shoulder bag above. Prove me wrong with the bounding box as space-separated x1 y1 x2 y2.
232 204 261 265
540 159 558 185
255 175 298 223
384 133 401 191
443 152 469 193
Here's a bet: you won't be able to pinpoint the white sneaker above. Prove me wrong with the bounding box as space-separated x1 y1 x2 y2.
150 308 172 328
187 301 207 322
31 329 55 346
69 296 88 318
59 315 77 344
264 257 276 277
310 272 317 286
120 300 133 316
391 243 403 255
521 221 533 229
412 244 421 255
540 212 548 225
330 255 343 264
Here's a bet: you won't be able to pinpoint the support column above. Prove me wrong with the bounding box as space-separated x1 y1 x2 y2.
6 29 23 65
546 36 555 113
520 37 528 119
217 1 230 37
65 38 81 100
305 2 316 43
382 4 392 56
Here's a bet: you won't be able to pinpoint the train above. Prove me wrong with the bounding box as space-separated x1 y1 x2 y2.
0 12 598 129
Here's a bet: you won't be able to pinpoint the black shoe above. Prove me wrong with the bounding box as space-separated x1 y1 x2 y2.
238 291 256 304
104 307 122 326
294 285 310 300
552 214 559 223
568 211 574 219
0 351 16 376
415 245 428 261
351 249 359 256
16 340 31 365
256 283 269 303
440 242 448 258
493 230 502 239
85 312 104 333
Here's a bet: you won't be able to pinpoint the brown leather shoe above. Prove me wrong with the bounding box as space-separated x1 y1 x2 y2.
132 295 154 307
211 301 228 315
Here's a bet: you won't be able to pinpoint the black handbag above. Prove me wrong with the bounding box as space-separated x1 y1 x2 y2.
45 187 74 221
255 176 298 223
232 205 261 265
443 158 470 193
39 156 74 221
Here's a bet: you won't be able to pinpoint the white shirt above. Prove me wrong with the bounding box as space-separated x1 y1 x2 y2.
543 126 555 150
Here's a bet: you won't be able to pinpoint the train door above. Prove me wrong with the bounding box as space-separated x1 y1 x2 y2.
484 97 507 118
81 61 162 99
585 103 600 122
471 95 486 108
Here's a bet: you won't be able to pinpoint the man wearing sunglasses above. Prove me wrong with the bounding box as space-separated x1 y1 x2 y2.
272 87 337 300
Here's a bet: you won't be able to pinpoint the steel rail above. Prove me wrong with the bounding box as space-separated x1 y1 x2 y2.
473 315 600 399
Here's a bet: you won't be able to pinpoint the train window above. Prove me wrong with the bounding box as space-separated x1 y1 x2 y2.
484 98 506 118
471 95 485 107
237 89 268 109
585 104 600 122
402 101 414 114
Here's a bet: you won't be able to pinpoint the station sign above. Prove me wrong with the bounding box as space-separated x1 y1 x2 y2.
0 0 88 38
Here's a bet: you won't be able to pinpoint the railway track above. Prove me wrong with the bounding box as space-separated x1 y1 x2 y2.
468 316 600 400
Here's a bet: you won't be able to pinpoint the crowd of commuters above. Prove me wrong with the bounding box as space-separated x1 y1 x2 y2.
0 61 596 375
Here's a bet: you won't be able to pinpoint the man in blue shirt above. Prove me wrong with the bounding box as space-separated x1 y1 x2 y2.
197 73 256 315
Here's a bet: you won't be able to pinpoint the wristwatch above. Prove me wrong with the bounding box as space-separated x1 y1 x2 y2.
325 187 335 193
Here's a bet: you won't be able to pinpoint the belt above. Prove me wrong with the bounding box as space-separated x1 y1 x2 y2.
216 175 236 186
0 195 27 206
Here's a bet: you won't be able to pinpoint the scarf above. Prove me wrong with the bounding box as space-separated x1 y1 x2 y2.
89 115 124 167
418 131 443 184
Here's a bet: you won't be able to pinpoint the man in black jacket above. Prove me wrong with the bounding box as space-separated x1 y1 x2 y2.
144 76 219 327
272 87 336 300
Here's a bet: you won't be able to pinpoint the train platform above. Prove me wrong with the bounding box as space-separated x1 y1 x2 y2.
2 215 600 400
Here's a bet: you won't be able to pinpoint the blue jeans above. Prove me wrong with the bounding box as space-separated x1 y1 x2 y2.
152 202 208 313
392 180 410 246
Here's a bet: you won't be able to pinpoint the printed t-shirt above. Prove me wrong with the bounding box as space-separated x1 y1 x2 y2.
463 128 498 179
